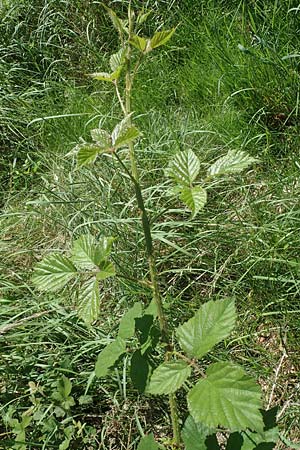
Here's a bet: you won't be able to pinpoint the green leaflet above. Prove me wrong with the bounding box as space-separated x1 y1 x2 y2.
182 416 217 450
137 434 160 450
147 360 191 395
149 28 176 50
77 143 109 166
111 115 140 149
207 150 258 177
176 298 236 359
118 302 143 339
32 254 77 292
95 338 126 377
188 362 263 432
167 149 200 186
179 185 207 216
72 234 114 269
78 277 100 325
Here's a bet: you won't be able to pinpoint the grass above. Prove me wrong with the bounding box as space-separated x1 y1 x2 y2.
1 0 300 448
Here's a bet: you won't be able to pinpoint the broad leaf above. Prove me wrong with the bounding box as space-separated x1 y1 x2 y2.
95 337 126 377
118 302 143 339
110 48 125 72
32 254 77 292
90 129 111 147
111 116 139 149
208 150 258 177
137 434 159 450
77 144 108 166
176 298 236 359
167 149 200 186
149 28 176 50
72 235 114 269
147 360 191 395
78 277 100 325
130 350 149 393
129 34 148 52
188 362 263 432
182 415 217 450
179 185 207 216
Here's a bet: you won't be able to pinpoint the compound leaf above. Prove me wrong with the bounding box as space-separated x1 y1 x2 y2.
150 28 176 50
137 434 159 450
95 337 126 377
32 254 77 292
188 362 263 432
208 150 258 177
112 116 139 149
167 149 200 186
179 185 207 216
147 360 191 395
176 298 236 359
118 302 143 339
78 277 100 325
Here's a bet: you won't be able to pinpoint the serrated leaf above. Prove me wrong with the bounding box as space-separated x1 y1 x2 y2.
179 185 207 216
176 298 236 359
208 150 258 177
167 149 200 186
147 360 191 395
114 126 140 149
90 129 111 147
111 116 139 149
137 434 159 450
32 254 77 292
182 415 217 450
109 48 125 72
96 260 115 280
136 10 152 26
129 34 148 52
95 337 126 377
188 362 263 432
78 277 100 325
72 234 114 269
89 66 122 82
118 302 143 339
101 3 128 35
149 28 176 51
130 350 149 393
77 144 109 167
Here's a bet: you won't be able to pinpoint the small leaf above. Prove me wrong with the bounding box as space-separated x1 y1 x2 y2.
182 415 217 450
167 149 200 186
137 433 159 450
77 144 109 167
111 116 139 148
78 277 100 325
90 129 111 147
188 362 263 432
78 395 93 405
101 3 128 35
130 350 149 393
207 150 258 177
59 375 72 397
136 10 152 26
129 34 148 52
32 254 77 292
176 298 236 359
179 185 207 216
147 360 191 395
95 338 126 377
149 28 176 50
109 48 125 72
96 260 116 280
118 302 143 339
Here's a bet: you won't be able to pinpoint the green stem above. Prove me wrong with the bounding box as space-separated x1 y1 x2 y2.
115 6 181 444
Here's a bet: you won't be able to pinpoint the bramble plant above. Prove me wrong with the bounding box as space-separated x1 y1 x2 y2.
32 2 279 449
